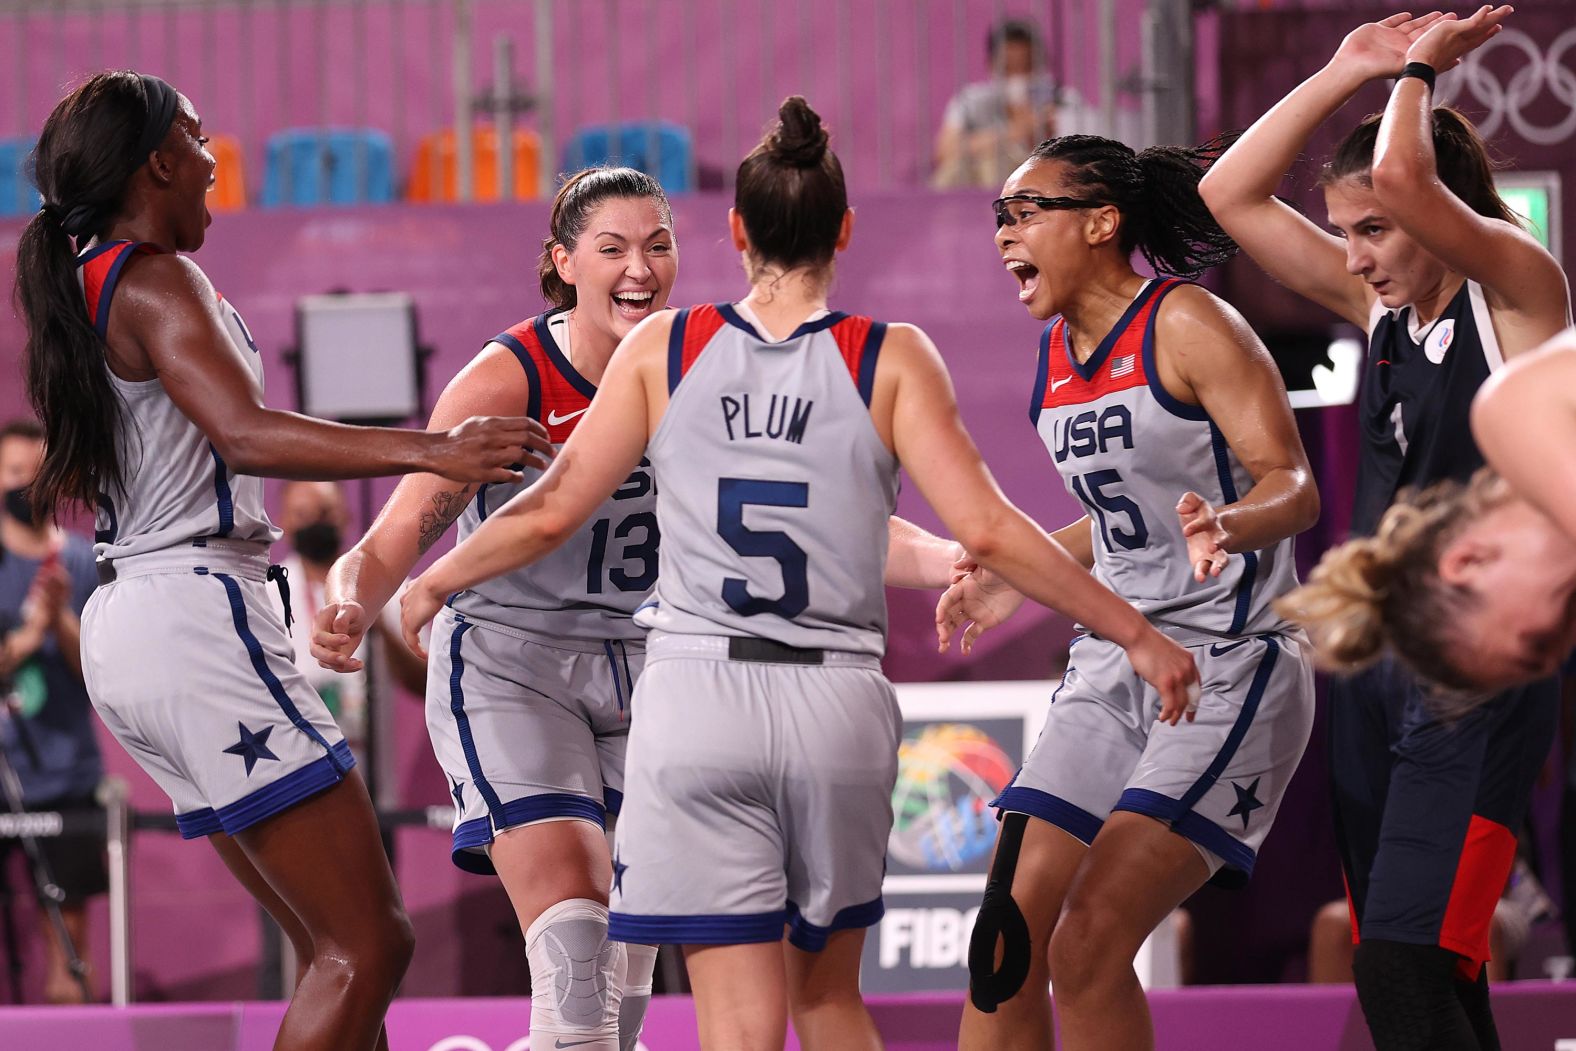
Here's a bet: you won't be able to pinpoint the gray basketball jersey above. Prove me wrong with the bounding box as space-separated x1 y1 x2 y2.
447 311 655 642
634 304 898 656
1030 279 1297 641
79 242 279 559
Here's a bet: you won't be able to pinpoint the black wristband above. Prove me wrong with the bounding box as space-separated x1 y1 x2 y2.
1398 62 1437 91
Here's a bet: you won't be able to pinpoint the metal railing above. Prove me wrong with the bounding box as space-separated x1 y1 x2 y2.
0 0 1187 210
0 786 458 1006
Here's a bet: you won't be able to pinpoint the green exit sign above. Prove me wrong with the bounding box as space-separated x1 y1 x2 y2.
1495 172 1562 263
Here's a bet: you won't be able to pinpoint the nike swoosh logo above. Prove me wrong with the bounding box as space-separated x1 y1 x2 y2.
1209 640 1251 657
547 407 589 426
1050 375 1074 392
555 1040 599 1049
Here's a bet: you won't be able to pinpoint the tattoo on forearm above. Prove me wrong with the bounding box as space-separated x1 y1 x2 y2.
418 490 471 554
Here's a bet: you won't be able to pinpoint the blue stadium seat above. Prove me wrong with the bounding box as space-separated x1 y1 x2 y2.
562 122 693 193
261 128 395 208
0 137 41 217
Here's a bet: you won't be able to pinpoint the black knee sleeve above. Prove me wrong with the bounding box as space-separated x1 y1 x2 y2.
967 812 1032 1013
1454 964 1500 1051
1351 940 1488 1051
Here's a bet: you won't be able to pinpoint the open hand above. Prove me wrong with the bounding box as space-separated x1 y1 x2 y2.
428 415 554 484
1407 5 1511 73
1330 11 1453 82
399 579 444 661
1177 491 1230 583
935 568 1026 655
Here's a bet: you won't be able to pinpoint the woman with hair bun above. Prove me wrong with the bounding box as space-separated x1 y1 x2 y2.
313 166 675 1051
1202 8 1570 1049
17 72 547 1049
398 95 1197 1050
941 126 1320 1050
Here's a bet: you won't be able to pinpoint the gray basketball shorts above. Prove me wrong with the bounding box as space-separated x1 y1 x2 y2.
607 633 900 951
80 541 354 840
993 631 1313 881
427 604 640 875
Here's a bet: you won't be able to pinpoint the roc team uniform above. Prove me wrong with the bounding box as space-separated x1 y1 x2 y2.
1332 283 1557 972
76 241 354 838
993 279 1314 883
429 309 656 873
608 304 900 950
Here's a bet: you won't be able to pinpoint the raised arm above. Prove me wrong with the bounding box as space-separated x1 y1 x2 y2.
398 315 670 655
877 324 1199 720
313 344 534 673
1371 7 1570 346
1159 287 1320 580
1471 328 1576 540
1199 12 1446 327
117 254 548 483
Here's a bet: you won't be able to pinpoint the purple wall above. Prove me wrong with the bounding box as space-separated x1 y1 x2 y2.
0 0 1150 197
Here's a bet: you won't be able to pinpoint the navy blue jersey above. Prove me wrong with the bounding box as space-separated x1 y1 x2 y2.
1351 282 1502 537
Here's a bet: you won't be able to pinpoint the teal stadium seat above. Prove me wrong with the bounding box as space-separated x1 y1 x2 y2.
0 138 41 217
261 127 395 207
562 123 693 193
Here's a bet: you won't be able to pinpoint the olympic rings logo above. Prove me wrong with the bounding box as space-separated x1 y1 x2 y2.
1435 27 1576 146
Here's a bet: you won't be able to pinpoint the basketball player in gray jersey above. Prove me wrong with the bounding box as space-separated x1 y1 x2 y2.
313 167 677 1051
17 73 545 1051
400 96 1198 1051
942 133 1320 1051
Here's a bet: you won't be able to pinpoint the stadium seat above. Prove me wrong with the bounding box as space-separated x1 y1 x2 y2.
0 137 40 217
562 122 693 193
205 134 248 211
407 125 541 203
261 127 395 208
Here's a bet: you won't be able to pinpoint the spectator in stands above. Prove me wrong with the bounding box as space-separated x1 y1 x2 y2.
0 418 102 1003
932 19 1072 190
274 481 424 756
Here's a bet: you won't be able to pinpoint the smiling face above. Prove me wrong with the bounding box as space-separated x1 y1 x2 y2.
1436 497 1576 689
993 157 1119 320
553 195 676 343
1323 176 1452 311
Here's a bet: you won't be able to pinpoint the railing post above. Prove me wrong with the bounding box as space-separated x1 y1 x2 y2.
493 33 513 199
535 0 555 198
452 0 474 202
102 777 132 1006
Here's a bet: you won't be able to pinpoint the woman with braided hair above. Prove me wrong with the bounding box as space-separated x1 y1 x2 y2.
941 130 1319 1050
16 72 547 1049
1203 8 1570 1049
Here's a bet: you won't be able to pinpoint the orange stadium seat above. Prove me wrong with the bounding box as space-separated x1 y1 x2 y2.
205 134 248 211
407 126 541 203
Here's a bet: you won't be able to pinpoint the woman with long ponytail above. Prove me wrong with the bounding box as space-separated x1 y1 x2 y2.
1202 9 1569 1048
17 71 549 1050
939 128 1321 1050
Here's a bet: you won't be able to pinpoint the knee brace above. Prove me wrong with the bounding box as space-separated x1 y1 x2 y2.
525 897 625 1046
618 942 657 1051
1351 939 1483 1051
967 812 1033 1014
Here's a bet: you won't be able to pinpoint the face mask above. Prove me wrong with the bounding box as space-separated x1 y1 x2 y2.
291 520 343 563
3 486 37 527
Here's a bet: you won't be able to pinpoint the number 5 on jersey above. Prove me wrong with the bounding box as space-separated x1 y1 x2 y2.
718 478 810 618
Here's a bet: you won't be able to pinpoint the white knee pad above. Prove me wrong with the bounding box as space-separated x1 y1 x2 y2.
618 942 657 1051
525 897 625 1046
